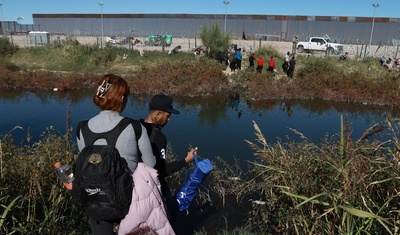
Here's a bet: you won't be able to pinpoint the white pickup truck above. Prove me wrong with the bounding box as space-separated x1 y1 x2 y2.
297 37 343 55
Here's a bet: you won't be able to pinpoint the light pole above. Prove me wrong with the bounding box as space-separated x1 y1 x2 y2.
368 3 380 50
98 2 104 48
16 16 24 24
0 3 4 35
223 0 230 34
16 16 23 33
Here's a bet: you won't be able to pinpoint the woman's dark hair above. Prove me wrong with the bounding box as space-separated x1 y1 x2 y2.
93 74 130 113
125 225 158 235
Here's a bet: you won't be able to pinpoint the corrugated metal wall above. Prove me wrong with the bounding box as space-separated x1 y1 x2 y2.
1 21 37 34
29 13 400 45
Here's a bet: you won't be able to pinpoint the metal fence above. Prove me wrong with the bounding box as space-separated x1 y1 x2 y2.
26 13 400 46
6 33 399 60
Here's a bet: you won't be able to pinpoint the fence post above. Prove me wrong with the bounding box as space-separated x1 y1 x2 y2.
363 44 368 57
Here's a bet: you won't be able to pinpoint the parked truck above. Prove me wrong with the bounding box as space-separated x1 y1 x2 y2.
297 37 343 55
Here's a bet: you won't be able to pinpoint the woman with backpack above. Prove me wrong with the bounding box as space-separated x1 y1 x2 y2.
76 74 157 235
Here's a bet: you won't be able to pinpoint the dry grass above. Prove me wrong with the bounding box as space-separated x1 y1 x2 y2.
2 37 400 106
205 117 400 234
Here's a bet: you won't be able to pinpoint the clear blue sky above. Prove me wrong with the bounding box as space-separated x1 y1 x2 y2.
0 0 399 25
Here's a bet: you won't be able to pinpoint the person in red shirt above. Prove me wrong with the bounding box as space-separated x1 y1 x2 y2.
256 56 264 73
267 56 276 73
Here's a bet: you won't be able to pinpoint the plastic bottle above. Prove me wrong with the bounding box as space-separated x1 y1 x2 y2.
54 162 74 190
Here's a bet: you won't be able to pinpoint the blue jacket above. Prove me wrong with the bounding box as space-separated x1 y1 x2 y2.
235 51 242 60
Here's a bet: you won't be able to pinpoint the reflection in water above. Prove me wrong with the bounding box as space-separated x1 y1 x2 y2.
0 89 397 165
280 100 292 117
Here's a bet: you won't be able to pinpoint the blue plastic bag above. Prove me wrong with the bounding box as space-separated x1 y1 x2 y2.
176 154 213 212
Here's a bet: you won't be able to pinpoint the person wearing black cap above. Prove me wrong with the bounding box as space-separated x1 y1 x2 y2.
140 94 197 232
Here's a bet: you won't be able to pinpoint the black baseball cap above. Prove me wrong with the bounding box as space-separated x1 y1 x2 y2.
149 94 180 114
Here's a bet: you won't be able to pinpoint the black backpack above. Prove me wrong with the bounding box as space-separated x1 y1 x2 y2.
72 117 142 221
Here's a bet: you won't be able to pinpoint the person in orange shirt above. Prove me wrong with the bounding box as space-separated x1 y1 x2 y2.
256 56 264 73
267 56 276 73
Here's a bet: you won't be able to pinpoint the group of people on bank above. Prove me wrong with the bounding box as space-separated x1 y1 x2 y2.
216 45 244 72
380 56 400 72
247 51 296 78
215 42 299 77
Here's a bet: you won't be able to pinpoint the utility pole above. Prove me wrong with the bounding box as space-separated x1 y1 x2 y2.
98 2 104 48
368 3 380 51
223 0 230 34
0 3 5 36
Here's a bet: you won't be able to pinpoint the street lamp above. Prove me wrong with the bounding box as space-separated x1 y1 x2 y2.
16 16 24 33
368 3 380 50
16 16 24 24
98 2 104 48
223 0 230 34
0 3 5 35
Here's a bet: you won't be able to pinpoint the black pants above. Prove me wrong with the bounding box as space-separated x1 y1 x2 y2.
236 60 242 70
282 62 289 73
287 68 294 78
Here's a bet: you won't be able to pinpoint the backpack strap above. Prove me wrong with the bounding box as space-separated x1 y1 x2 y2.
78 117 141 147
76 120 88 141
129 119 142 142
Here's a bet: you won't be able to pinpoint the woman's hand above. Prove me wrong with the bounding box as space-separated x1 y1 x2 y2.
185 147 198 163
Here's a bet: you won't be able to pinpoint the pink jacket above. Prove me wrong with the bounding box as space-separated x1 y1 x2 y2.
118 163 175 235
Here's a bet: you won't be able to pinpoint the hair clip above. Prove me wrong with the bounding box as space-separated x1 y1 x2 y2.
96 80 112 98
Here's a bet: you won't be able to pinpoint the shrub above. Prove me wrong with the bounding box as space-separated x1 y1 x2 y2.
256 45 281 59
199 23 230 59
0 126 88 234
0 37 19 57
129 57 230 96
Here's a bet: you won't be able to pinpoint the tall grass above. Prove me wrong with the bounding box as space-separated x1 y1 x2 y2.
241 55 400 105
2 111 400 234
0 124 88 234
223 116 400 234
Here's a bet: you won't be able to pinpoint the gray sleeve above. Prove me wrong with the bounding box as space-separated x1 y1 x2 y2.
137 124 156 168
116 124 155 171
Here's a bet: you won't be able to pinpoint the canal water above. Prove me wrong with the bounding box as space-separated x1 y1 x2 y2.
0 89 395 165
1 88 398 234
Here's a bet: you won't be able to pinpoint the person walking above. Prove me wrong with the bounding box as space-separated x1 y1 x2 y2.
292 35 299 54
229 51 237 72
248 52 255 69
235 48 243 70
140 94 197 233
256 56 264 73
223 50 229 68
287 56 296 78
76 74 156 235
267 56 276 73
